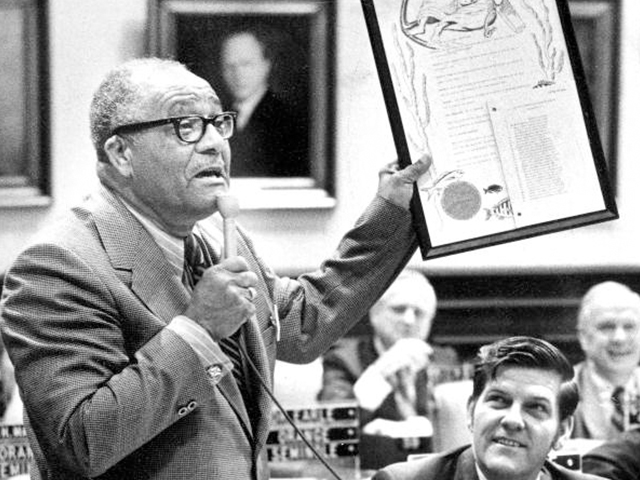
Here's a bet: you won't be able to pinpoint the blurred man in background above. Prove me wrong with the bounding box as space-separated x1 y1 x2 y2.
319 268 458 470
573 281 640 439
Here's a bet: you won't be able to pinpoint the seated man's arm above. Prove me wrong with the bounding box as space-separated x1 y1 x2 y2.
582 435 640 480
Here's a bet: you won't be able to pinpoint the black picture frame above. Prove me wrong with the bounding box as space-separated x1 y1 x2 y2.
568 0 619 193
0 0 50 208
148 0 336 210
361 0 618 260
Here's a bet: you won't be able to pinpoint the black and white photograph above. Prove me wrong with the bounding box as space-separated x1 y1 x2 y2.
1 1 640 479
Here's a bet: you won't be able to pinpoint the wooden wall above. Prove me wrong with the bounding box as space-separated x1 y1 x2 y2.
343 269 640 365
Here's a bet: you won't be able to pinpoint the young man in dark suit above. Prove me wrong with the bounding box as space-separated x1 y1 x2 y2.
373 337 606 480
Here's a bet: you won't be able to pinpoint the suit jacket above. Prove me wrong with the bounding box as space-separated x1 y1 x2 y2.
572 361 640 440
229 90 309 178
318 336 432 427
372 445 607 480
0 185 417 480
582 428 640 480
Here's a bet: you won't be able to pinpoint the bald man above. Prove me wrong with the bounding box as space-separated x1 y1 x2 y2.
573 281 640 439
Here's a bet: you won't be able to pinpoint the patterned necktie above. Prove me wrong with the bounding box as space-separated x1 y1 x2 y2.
183 233 248 398
611 386 626 431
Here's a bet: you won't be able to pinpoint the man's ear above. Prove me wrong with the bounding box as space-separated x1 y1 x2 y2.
553 416 574 450
576 327 589 353
104 135 134 177
466 397 476 432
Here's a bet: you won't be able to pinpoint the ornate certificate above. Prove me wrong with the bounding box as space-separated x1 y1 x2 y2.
361 0 617 259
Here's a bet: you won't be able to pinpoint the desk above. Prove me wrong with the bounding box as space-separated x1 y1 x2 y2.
270 457 375 480
267 402 432 477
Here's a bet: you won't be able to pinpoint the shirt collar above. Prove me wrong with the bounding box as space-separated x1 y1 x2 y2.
474 459 545 480
117 195 224 275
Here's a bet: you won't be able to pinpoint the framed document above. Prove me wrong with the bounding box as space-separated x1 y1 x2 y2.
361 0 617 259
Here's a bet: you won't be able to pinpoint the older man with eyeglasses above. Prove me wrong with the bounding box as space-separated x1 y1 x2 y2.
0 58 430 480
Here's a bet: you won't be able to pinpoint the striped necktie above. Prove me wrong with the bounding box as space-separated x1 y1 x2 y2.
611 386 626 431
183 233 248 399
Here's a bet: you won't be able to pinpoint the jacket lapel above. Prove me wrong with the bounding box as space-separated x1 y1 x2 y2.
89 186 189 324
216 366 254 440
195 219 261 440
243 314 273 449
89 188 261 440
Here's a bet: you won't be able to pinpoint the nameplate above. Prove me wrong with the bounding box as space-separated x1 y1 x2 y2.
0 425 31 478
267 403 359 462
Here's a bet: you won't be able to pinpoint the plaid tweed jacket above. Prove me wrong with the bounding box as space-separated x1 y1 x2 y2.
0 185 417 480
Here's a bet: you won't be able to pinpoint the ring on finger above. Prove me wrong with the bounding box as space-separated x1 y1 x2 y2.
247 287 257 301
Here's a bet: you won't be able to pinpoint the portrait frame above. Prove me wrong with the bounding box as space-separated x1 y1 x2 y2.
148 0 336 210
568 0 619 193
0 0 50 208
361 0 618 260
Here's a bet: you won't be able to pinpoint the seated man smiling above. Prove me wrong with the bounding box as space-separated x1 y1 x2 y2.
372 336 606 480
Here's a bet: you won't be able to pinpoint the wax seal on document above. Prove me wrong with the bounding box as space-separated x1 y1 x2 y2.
440 180 482 220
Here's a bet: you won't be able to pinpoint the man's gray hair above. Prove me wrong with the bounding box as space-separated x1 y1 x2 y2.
89 57 188 163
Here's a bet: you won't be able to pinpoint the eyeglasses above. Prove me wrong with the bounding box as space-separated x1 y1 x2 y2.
111 112 237 143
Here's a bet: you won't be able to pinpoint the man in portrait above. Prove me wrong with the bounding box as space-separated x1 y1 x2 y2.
219 26 310 178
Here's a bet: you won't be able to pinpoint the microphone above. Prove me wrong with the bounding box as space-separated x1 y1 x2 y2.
216 193 240 260
215 195 343 480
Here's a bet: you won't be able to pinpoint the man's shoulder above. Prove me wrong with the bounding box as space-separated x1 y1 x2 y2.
8 188 128 268
375 446 470 480
17 201 95 254
545 459 607 480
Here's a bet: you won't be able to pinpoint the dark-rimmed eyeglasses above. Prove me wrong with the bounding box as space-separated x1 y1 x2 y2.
111 112 237 143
